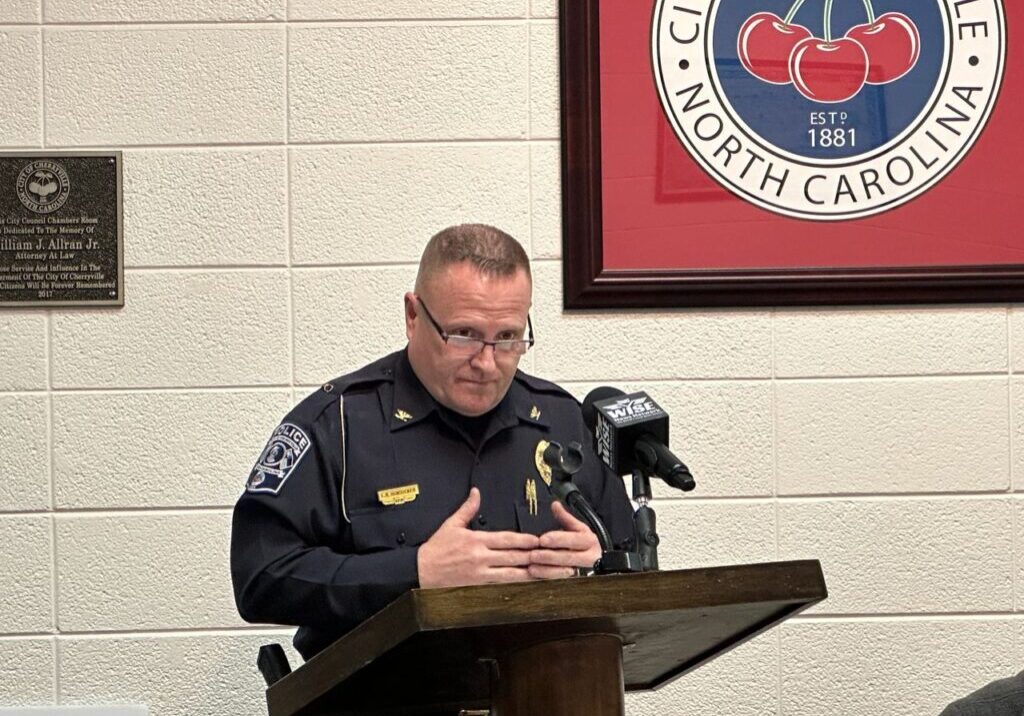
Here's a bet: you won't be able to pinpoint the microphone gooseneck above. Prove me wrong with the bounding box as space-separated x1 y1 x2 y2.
541 440 639 573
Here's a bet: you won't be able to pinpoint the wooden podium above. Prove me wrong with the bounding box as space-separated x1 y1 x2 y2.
266 560 827 716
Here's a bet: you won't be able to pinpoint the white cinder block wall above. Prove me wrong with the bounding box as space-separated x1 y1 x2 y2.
0 1 1020 714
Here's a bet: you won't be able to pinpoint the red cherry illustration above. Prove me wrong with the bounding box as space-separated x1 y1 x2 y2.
845 12 921 84
738 12 813 84
789 37 869 103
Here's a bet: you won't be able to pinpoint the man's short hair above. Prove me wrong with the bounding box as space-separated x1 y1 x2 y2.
415 224 531 292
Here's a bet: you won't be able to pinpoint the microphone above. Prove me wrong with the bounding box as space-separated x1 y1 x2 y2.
582 387 695 492
542 441 613 552
541 439 643 574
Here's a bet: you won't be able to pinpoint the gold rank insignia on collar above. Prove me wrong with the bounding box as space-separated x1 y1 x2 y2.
526 478 538 516
530 405 541 420
378 483 420 506
394 409 413 422
534 439 552 486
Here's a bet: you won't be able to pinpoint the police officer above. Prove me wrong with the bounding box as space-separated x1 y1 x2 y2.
231 224 634 660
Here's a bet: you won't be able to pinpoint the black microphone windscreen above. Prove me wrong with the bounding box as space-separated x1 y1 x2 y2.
582 386 625 432
590 390 671 476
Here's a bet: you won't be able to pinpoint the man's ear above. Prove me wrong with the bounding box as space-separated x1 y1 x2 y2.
404 292 417 340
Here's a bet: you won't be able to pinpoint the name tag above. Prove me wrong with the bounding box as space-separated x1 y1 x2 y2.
377 484 420 506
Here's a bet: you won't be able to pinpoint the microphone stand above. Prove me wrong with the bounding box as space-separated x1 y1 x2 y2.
631 468 659 571
543 441 642 574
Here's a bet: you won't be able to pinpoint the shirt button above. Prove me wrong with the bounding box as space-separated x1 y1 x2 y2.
477 515 487 526
396 532 406 545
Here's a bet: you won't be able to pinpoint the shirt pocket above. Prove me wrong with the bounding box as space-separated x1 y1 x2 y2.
513 499 559 537
348 503 443 552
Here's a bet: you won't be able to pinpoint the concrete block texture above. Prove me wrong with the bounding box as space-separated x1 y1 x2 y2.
1017 499 1023 610
531 264 773 381
627 634 777 716
52 390 292 509
59 633 296 716
1012 378 1024 492
530 22 559 138
50 270 290 388
1012 308 1024 373
292 265 415 384
776 378 1009 495
654 500 775 570
780 619 1021 716
288 0 526 20
0 29 41 146
123 149 287 267
289 145 529 266
648 382 772 497
775 307 1007 377
289 23 528 142
0 516 53 632
0 313 47 391
44 28 285 146
778 498 1013 614
531 0 557 18
44 0 284 22
56 512 241 631
530 143 561 259
0 0 39 22
562 380 773 497
0 395 49 512
0 639 54 705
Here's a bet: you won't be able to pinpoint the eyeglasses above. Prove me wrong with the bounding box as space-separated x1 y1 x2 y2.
416 297 535 357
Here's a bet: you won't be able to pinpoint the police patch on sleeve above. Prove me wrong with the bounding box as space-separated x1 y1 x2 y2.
246 423 311 495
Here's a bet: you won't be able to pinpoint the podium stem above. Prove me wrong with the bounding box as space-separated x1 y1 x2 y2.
491 634 624 716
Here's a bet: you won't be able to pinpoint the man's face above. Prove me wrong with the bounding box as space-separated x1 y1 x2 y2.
406 262 532 417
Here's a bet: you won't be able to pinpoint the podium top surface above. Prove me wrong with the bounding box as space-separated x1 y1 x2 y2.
268 560 827 716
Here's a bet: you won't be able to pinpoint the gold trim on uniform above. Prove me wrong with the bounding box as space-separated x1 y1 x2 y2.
378 484 420 506
394 409 413 422
526 478 538 516
534 439 552 486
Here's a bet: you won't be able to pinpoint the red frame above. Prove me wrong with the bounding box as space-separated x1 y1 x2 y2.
560 0 1022 308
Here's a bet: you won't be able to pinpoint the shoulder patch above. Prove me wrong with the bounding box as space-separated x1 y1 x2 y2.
246 423 312 495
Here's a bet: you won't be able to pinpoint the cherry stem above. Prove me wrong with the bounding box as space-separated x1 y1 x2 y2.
861 0 877 24
783 0 807 25
823 0 834 43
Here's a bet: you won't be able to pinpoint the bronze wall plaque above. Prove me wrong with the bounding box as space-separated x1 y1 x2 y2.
0 152 123 307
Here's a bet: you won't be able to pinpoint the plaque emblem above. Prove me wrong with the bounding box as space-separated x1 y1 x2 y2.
534 439 552 486
652 0 1005 220
16 160 71 215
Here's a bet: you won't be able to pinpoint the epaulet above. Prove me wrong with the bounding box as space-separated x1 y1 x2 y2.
513 370 575 400
319 351 400 397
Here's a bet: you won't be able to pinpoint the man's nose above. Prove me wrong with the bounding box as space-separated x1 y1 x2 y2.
470 343 498 371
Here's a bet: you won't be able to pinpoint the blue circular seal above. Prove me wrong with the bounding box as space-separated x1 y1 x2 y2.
652 0 1006 220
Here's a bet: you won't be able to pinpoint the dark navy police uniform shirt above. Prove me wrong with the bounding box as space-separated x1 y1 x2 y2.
231 349 635 660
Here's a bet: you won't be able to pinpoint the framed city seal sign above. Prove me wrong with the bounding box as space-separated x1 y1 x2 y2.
560 0 1015 308
1 152 123 307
